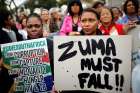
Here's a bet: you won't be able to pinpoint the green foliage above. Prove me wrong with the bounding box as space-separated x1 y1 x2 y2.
0 0 7 10
37 0 57 9
25 0 58 12
57 0 67 6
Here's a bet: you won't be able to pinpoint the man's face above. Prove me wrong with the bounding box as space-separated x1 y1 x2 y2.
26 17 43 39
81 12 98 35
5 15 13 27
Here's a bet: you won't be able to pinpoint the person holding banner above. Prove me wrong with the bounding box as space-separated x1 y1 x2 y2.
25 13 54 92
0 48 15 93
26 13 54 74
56 8 103 93
68 8 102 36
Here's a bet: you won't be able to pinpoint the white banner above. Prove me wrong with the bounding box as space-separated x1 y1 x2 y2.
54 36 132 93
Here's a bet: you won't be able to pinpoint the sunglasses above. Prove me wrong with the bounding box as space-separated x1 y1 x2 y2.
27 24 42 29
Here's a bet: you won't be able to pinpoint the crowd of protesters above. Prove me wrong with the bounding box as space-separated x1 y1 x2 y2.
0 0 140 93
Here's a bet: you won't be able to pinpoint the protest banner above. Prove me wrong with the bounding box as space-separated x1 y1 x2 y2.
128 25 140 64
54 36 132 93
1 38 53 93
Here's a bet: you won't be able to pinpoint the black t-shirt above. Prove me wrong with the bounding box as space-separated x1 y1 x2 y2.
0 66 14 93
72 23 78 32
0 29 12 44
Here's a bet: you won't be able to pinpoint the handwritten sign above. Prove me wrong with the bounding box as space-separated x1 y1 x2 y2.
1 38 53 93
54 36 131 93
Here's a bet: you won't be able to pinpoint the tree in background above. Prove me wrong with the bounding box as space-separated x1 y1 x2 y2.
25 0 58 12
57 0 67 7
37 0 57 9
0 0 7 10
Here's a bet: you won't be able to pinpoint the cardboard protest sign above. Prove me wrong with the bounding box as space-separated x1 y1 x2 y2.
54 36 132 93
1 38 53 93
128 25 140 64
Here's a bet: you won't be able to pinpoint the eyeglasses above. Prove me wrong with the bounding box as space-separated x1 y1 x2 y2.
27 24 42 29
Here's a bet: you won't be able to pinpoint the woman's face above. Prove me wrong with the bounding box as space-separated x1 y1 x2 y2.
112 8 120 19
100 8 112 24
41 10 49 22
52 11 60 19
22 18 27 28
71 3 80 14
126 1 135 14
26 17 43 39
81 12 98 35
96 4 104 14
